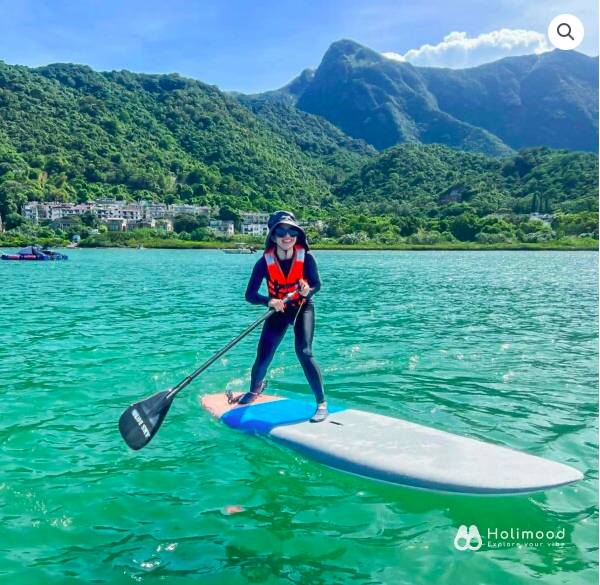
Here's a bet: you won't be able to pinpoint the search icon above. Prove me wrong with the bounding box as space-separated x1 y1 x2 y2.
557 23 574 41
548 14 583 50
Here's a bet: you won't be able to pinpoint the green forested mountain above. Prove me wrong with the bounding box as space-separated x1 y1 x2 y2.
295 40 513 156
420 50 598 153
335 144 598 215
0 56 597 246
237 96 375 186
0 60 369 220
266 40 598 155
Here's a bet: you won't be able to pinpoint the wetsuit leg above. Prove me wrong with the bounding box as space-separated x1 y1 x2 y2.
250 312 289 388
293 303 325 404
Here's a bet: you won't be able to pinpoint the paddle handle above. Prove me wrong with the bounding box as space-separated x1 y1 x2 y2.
166 291 297 399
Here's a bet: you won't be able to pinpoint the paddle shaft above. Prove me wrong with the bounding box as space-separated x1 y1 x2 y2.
166 291 297 400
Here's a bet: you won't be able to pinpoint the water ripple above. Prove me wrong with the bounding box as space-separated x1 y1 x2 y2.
0 249 597 584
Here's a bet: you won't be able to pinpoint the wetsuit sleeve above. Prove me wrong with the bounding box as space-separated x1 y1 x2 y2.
245 257 270 306
304 253 321 300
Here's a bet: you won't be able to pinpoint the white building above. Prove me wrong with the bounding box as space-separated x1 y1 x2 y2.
105 218 127 232
241 222 268 236
169 204 210 217
139 201 168 219
209 219 235 237
22 199 215 227
22 202 76 223
240 212 269 236
155 218 173 232
240 212 270 224
50 216 81 230
94 202 141 221
132 218 157 229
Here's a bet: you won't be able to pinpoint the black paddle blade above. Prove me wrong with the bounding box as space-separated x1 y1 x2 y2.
118 390 174 450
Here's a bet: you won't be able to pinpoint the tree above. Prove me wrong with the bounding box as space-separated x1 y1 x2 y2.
5 212 24 230
191 227 210 241
173 213 203 234
450 213 479 241
218 205 241 230
81 211 99 228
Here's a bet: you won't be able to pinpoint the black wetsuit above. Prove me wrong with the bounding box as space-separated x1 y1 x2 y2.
245 251 325 404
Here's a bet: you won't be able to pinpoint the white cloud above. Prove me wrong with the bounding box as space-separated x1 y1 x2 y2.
383 29 552 69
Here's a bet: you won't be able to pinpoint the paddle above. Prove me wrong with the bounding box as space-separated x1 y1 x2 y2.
118 290 298 450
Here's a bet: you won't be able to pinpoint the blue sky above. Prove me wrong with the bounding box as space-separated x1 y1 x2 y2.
0 0 597 93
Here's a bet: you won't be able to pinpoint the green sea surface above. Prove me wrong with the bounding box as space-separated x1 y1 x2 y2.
0 249 597 585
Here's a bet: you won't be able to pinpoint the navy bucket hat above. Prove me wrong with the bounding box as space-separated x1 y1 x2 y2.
265 210 309 250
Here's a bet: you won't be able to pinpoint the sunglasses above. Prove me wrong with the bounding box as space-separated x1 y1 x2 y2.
274 226 299 238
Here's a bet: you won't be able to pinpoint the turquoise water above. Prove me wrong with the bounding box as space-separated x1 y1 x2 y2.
0 249 597 584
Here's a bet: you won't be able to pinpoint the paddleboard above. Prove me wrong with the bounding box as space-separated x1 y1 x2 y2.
200 393 583 495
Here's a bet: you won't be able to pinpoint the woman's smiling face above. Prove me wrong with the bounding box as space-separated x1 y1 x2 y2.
273 225 298 250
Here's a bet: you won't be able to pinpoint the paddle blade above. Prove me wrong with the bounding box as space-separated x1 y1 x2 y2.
119 390 174 450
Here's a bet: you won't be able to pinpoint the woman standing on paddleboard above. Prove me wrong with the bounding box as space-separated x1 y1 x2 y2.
239 211 327 422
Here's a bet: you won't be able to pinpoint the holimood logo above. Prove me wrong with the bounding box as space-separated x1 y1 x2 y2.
454 525 483 551
453 524 567 550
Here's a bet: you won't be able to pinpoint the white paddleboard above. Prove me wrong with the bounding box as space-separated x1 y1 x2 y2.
201 393 583 495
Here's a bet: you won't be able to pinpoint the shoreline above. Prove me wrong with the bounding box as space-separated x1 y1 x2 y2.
73 242 600 252
2 239 598 253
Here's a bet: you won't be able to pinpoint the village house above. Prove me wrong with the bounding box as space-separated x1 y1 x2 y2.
155 218 174 232
22 202 85 223
209 219 235 237
105 218 127 232
240 211 269 236
169 204 210 217
49 216 82 230
139 201 168 220
134 218 157 229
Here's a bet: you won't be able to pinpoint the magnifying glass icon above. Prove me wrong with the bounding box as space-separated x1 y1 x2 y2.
548 14 583 50
557 22 574 40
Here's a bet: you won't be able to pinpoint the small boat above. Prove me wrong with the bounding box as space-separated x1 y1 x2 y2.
222 244 256 254
1 246 68 261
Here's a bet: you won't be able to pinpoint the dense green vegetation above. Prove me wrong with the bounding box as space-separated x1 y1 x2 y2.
0 60 369 224
0 59 597 250
238 97 375 186
335 144 597 215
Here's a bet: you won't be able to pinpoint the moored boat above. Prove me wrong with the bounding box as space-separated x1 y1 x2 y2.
1 246 68 261
222 244 256 254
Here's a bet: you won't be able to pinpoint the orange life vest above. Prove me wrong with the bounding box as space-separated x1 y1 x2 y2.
264 245 305 304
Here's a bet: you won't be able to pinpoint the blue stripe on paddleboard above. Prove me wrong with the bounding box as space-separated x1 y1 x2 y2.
221 399 345 434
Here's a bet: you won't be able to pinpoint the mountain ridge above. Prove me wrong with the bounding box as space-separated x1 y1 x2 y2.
249 40 598 155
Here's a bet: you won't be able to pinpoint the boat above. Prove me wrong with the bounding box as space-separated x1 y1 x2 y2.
1 246 68 261
222 244 256 254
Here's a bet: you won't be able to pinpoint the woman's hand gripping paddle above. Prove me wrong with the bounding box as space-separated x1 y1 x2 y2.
118 290 299 450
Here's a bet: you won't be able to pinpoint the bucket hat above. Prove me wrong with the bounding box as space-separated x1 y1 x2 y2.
265 210 309 250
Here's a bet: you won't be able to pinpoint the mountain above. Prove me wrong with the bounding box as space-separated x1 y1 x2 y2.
261 39 598 155
419 49 598 153
0 61 372 219
247 68 315 105
335 143 598 216
0 56 596 239
237 94 375 186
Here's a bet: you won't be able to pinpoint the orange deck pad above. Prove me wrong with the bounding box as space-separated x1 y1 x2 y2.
200 392 285 418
